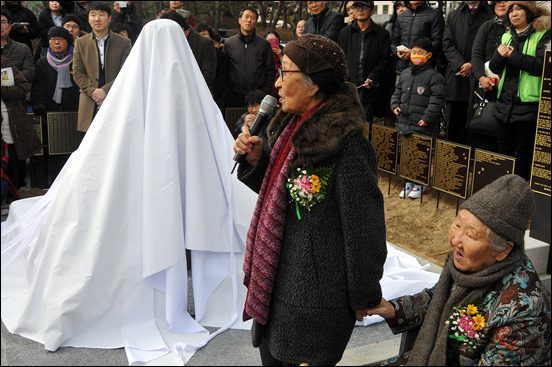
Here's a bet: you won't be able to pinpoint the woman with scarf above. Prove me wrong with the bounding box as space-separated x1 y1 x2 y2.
367 174 551 366
489 1 550 180
233 34 387 365
468 0 509 153
31 26 79 116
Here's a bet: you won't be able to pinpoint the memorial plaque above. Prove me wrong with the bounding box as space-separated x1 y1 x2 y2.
371 125 398 175
399 133 432 186
28 113 43 156
433 139 471 199
47 112 79 155
530 50 551 197
472 150 515 195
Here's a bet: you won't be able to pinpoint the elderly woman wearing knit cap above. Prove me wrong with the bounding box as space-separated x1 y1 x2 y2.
233 34 387 365
367 174 551 366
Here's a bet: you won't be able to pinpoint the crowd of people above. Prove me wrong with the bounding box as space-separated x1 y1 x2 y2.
0 1 551 366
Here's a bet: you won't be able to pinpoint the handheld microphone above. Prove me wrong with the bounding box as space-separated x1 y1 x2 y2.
231 95 278 174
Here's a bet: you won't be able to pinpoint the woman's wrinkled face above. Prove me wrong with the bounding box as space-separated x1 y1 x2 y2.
449 210 501 274
276 55 316 116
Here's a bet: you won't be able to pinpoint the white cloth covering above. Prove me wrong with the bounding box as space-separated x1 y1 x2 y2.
2 19 258 365
1 20 441 366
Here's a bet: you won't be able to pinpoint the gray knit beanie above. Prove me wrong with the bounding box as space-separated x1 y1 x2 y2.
461 174 535 247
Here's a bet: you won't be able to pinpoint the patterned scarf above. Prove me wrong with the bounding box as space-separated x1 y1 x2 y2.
46 45 74 104
492 15 504 27
407 245 525 365
243 103 323 325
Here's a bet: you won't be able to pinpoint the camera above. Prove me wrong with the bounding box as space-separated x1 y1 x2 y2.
117 1 127 8
367 80 379 87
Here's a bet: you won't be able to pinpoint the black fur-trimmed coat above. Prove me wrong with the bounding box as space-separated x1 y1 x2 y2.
238 83 387 365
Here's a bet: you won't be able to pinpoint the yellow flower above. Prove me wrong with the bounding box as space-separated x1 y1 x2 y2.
472 314 486 330
311 175 321 193
467 304 478 315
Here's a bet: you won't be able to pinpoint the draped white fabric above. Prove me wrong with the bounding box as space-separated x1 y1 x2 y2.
2 19 258 365
1 19 440 366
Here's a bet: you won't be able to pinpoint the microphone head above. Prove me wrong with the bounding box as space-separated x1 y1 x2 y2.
259 95 278 115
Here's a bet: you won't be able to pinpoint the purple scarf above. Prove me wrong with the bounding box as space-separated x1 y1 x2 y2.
46 45 74 104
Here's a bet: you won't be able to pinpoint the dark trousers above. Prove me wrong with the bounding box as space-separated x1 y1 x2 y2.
7 144 23 190
496 118 537 181
446 101 469 145
469 132 498 153
259 340 299 366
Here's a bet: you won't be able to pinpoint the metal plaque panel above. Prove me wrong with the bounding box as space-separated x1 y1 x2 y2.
433 139 471 199
225 107 246 133
399 133 432 186
47 112 79 155
530 49 551 197
472 150 515 195
371 125 398 175
28 113 43 156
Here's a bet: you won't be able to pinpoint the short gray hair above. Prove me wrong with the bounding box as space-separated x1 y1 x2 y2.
299 72 328 102
486 228 509 253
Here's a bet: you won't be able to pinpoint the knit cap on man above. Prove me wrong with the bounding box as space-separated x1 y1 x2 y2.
48 26 73 46
461 174 535 248
283 34 348 95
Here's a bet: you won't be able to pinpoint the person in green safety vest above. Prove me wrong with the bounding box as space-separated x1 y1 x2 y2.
489 1 550 181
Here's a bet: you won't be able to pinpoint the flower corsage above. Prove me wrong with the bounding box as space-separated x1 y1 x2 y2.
286 164 334 219
445 294 488 352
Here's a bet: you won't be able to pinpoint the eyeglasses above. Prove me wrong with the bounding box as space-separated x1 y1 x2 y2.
49 37 66 42
278 68 302 81
64 24 80 30
354 4 371 10
1 20 9 25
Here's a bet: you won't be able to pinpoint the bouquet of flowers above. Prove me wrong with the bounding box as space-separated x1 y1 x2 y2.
286 165 334 219
445 295 488 352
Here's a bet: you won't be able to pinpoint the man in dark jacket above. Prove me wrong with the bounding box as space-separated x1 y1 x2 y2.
338 1 391 122
391 1 445 76
31 27 79 115
303 1 344 42
223 6 275 110
443 1 493 145
1 9 35 83
160 12 216 91
1 1 40 53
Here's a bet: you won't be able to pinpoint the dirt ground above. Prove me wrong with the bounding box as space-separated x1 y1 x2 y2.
377 172 464 267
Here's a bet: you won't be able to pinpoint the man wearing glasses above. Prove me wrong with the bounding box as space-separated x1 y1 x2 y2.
303 1 344 42
338 1 391 122
1 9 35 84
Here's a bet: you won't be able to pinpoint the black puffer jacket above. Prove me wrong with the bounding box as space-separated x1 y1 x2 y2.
391 2 445 74
391 62 446 137
1 2 40 53
489 7 551 124
303 5 345 42
31 56 80 115
238 83 386 365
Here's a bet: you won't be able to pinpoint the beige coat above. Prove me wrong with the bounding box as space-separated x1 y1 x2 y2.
73 30 132 132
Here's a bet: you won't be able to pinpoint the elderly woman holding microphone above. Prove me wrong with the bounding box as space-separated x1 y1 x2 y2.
233 34 387 366
367 174 551 366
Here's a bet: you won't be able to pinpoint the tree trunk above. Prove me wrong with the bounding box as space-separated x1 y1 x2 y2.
254 1 267 28
228 1 239 20
194 1 199 18
297 1 303 21
214 1 220 31
282 1 288 29
271 1 282 30
154 1 163 17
